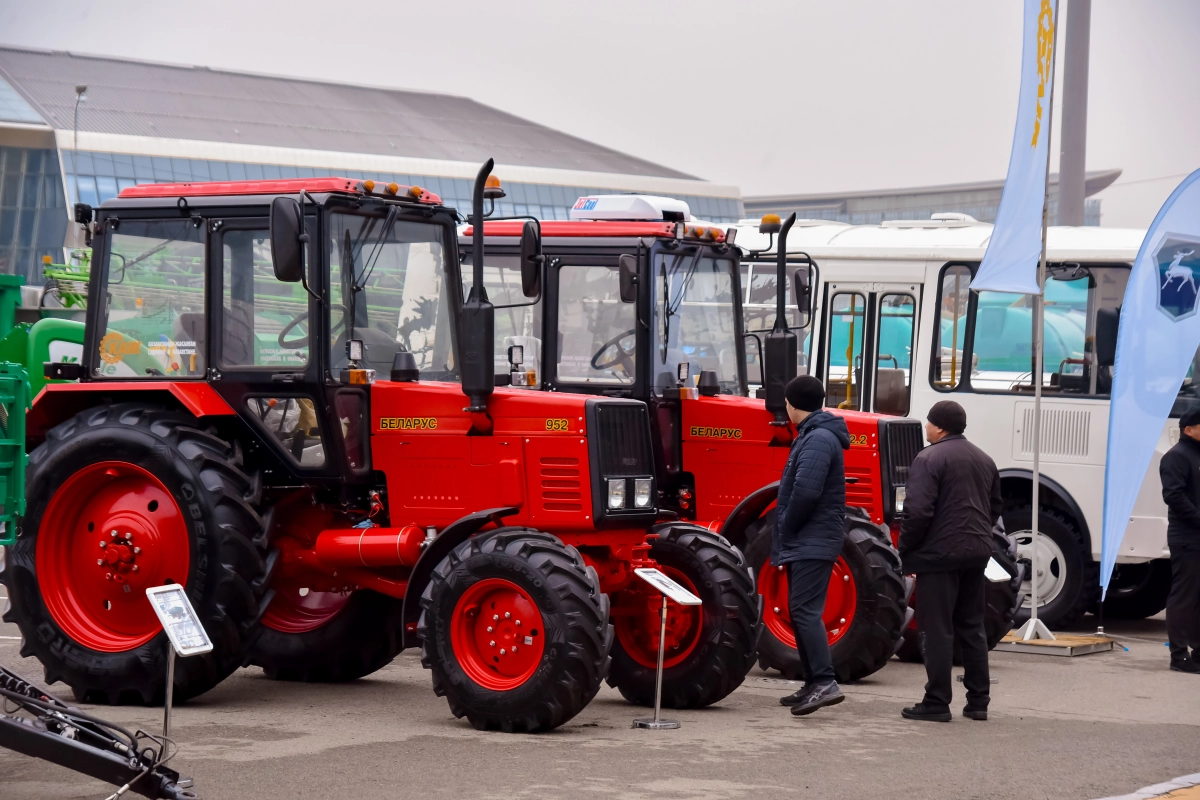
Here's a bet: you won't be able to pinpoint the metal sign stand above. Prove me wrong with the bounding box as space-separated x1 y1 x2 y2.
630 568 702 731
163 645 176 739
145 585 214 741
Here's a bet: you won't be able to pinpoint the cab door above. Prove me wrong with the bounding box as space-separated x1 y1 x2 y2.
818 281 920 416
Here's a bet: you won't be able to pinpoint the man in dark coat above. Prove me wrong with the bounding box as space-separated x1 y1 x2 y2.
1160 405 1200 674
773 376 850 716
899 400 1001 722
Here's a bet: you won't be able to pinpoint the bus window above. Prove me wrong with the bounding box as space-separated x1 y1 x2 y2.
875 294 915 415
826 292 865 409
933 266 971 390
968 265 1129 395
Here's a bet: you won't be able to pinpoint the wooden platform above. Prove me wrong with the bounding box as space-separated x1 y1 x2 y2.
995 631 1114 657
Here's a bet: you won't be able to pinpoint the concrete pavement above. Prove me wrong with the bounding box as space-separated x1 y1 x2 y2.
2 603 1197 800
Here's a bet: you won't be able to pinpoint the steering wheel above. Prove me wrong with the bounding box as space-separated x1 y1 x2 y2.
278 304 347 349
590 329 637 375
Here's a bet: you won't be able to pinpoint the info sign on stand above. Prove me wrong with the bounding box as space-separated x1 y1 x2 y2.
631 568 702 731
146 585 213 739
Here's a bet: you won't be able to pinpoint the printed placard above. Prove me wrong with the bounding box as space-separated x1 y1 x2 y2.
634 568 702 606
145 585 214 657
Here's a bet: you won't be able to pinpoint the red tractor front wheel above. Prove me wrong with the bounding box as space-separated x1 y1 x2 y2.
607 525 761 709
418 528 611 732
744 511 906 683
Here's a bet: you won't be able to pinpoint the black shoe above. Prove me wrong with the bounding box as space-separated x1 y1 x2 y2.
962 707 988 721
902 703 952 722
1170 658 1200 674
780 685 815 706
791 682 844 716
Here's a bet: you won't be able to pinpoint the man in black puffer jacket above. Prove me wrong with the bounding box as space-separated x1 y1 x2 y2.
899 400 1001 723
773 376 850 717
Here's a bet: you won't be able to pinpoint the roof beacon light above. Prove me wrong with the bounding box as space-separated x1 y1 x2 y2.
483 175 506 200
385 182 399 195
363 179 376 193
759 213 782 234
408 185 424 200
570 194 691 222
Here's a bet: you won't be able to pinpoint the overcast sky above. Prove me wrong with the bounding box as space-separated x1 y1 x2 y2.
2 0 1196 228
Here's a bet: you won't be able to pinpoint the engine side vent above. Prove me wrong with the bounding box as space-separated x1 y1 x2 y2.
1018 406 1091 459
880 418 924 488
540 456 583 512
593 403 653 477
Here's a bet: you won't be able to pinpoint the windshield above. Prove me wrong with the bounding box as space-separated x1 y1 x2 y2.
653 250 740 394
328 210 457 380
461 254 543 385
95 218 206 378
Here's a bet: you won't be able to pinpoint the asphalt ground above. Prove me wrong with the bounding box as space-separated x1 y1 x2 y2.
2 596 1197 800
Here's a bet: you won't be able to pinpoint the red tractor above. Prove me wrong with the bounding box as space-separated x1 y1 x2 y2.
1 163 761 732
462 200 1021 679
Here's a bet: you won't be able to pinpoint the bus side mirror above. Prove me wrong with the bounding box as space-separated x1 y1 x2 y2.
270 197 305 283
519 221 543 298
792 267 811 326
619 254 638 303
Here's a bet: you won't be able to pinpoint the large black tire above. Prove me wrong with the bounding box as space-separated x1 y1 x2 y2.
1 403 269 704
249 589 404 682
745 510 906 683
418 527 611 732
607 525 761 709
1102 559 1172 620
894 530 1025 663
1007 505 1097 630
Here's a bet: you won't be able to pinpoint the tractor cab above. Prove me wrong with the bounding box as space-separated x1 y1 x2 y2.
52 177 460 485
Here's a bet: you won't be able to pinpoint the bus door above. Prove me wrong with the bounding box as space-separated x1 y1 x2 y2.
818 281 920 416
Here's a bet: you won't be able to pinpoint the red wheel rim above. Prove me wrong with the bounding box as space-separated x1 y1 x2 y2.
614 567 703 670
36 462 191 653
450 578 546 690
759 556 858 648
262 587 352 634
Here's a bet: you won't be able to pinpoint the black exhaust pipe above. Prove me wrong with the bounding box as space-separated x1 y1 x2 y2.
763 212 798 426
461 159 496 415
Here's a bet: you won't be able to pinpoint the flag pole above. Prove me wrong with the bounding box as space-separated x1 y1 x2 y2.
1018 2 1060 642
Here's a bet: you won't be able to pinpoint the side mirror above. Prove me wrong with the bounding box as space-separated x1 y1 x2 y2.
792 267 812 326
1094 307 1119 367
618 253 638 303
519 221 542 298
270 197 304 283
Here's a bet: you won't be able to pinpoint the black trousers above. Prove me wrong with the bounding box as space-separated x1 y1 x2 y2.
915 566 990 711
1167 553 1200 661
788 558 837 685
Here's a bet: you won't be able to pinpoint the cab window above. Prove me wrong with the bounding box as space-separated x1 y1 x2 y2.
556 264 635 385
96 219 206 378
740 261 815 386
221 227 308 368
461 254 543 387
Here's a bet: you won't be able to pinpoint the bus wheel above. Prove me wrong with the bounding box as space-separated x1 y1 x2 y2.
1102 560 1172 620
1008 505 1098 630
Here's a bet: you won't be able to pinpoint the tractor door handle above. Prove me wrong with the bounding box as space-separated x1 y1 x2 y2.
271 372 304 383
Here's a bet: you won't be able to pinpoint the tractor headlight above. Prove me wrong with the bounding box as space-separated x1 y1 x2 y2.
607 478 626 509
633 478 653 508
894 486 906 514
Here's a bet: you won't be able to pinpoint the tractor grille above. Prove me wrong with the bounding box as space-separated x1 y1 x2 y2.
880 418 923 490
593 402 654 477
540 457 584 512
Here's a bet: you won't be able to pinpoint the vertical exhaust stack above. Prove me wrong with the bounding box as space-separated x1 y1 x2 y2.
461 159 497 417
763 212 798 426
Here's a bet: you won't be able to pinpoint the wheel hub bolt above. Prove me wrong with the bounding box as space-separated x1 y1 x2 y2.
773 607 780 614
486 626 493 633
500 648 506 655
515 620 521 627
512 645 518 653
843 574 850 582
133 547 141 554
106 572 113 581
490 640 496 647
504 612 511 619
132 565 139 572
97 558 104 565
839 618 846 625
493 614 499 621
99 541 107 549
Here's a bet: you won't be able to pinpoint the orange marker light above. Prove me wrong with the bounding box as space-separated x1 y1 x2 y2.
363 179 376 192
483 174 506 200
386 182 399 195
42 255 52 265
759 213 782 234
408 186 424 199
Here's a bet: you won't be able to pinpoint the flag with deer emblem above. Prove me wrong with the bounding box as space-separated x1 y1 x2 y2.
971 0 1059 295
1102 170 1200 597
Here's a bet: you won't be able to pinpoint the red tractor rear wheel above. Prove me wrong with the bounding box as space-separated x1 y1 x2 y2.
1 403 268 704
607 525 761 709
418 528 611 732
745 511 906 683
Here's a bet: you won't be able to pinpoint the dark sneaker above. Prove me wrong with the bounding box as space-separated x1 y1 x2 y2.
791 682 844 716
780 685 816 706
1170 658 1200 674
902 703 952 722
962 707 988 721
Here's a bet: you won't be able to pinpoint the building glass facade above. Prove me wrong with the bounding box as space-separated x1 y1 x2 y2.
62 150 742 225
0 146 68 281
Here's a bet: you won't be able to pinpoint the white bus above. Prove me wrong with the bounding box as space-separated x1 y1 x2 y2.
734 214 1186 629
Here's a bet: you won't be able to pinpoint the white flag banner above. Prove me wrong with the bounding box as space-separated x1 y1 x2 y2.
971 0 1059 296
